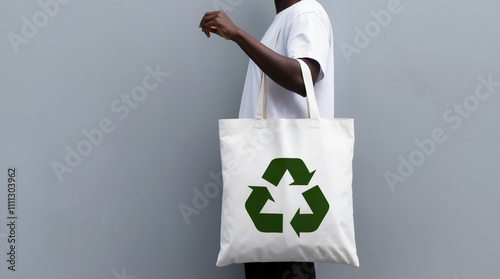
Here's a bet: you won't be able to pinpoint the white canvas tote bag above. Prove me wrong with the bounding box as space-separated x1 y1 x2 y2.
216 58 359 267
216 14 358 266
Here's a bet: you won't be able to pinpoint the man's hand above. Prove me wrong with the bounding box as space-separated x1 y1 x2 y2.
199 10 240 40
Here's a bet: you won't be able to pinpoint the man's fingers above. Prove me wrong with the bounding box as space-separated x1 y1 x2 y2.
199 11 216 25
199 10 232 39
201 18 219 36
201 14 219 31
199 11 219 29
209 26 218 37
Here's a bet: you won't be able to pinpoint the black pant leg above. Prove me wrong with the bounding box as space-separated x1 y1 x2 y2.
244 262 316 279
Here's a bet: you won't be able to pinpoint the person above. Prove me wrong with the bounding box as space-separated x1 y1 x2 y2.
199 0 334 278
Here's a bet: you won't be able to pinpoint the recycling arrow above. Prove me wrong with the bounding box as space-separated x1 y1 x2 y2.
262 158 316 186
290 185 329 237
245 186 283 233
245 158 329 237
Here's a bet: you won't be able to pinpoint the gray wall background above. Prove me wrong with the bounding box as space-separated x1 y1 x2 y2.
1 0 499 278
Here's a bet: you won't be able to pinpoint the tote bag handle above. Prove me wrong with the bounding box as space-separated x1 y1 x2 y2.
254 16 321 121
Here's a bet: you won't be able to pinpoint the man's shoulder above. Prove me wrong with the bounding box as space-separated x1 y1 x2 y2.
290 0 327 15
287 0 329 24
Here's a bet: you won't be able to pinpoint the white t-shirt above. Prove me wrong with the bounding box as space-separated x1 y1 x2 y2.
238 0 334 119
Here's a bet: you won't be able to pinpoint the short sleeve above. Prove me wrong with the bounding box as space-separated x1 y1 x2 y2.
286 12 331 82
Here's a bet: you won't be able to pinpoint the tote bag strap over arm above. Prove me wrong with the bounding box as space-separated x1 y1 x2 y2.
254 14 321 121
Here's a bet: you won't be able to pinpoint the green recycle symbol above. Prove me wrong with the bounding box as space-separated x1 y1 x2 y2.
245 158 329 237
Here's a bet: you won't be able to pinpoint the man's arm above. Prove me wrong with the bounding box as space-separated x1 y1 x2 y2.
199 10 320 97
